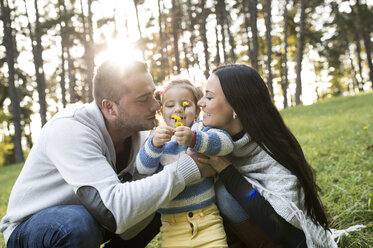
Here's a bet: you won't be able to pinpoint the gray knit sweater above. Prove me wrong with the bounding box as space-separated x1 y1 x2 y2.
229 133 338 248
0 102 201 245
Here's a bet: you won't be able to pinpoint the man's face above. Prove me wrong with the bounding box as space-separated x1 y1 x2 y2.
115 72 160 132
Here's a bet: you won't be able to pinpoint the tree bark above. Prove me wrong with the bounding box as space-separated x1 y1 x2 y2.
265 0 273 99
200 0 210 78
283 0 289 109
157 0 169 75
25 0 48 125
87 0 94 102
242 0 253 66
186 0 199 67
0 0 24 163
171 0 181 74
59 0 67 108
356 0 373 88
249 0 258 70
216 0 227 62
295 0 306 105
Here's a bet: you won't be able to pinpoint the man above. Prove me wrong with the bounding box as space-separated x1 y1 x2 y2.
0 60 212 247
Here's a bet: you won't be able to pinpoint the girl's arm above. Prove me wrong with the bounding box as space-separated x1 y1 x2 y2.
190 124 234 156
135 136 163 175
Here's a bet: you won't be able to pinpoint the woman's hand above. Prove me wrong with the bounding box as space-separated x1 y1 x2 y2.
152 126 175 147
197 155 231 173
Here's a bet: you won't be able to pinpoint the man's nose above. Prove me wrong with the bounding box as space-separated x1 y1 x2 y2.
197 98 205 107
151 97 161 111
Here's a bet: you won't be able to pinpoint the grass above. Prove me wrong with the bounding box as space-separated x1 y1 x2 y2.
1 92 372 247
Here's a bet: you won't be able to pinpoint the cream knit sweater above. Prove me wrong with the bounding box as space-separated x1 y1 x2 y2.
228 133 338 248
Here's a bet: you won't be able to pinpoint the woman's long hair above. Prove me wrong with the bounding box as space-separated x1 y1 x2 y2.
213 64 329 229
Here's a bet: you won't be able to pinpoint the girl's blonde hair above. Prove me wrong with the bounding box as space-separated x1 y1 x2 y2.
161 79 203 105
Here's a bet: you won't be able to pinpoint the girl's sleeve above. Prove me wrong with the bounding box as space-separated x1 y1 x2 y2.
135 136 163 175
190 123 234 156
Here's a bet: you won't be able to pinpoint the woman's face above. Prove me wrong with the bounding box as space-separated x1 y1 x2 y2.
198 74 235 131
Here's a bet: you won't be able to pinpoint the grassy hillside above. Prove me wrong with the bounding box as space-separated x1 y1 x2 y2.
1 93 372 247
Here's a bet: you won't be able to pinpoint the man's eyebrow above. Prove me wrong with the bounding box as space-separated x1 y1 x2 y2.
136 91 154 99
205 90 215 95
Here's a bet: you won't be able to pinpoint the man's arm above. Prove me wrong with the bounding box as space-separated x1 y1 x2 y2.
46 119 201 235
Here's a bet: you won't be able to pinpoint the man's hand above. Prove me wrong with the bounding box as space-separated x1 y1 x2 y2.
174 126 193 146
187 150 216 177
197 155 231 173
152 126 174 147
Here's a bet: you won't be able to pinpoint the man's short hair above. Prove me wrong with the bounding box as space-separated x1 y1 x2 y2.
93 60 148 107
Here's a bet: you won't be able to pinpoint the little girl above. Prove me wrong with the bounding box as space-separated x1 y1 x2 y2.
136 79 233 247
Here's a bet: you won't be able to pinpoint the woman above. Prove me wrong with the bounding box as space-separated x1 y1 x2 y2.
196 64 337 247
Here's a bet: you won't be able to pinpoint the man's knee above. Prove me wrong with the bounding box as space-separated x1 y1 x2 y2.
9 205 105 248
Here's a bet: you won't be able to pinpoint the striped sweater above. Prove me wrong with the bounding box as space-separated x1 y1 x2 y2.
136 121 234 214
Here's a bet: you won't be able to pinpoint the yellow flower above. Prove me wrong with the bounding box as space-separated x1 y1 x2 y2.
183 101 189 107
175 122 183 127
172 115 181 121
363 126 368 130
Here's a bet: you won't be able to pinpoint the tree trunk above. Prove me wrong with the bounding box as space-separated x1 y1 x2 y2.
87 0 94 102
25 0 48 126
353 29 364 91
133 0 145 60
0 0 24 163
265 0 273 100
225 13 236 62
200 0 210 78
67 45 77 103
283 0 289 109
215 26 221 65
243 0 253 66
59 0 67 108
249 0 258 70
216 0 227 62
186 0 199 67
171 0 181 74
295 0 305 105
157 0 168 75
356 0 373 88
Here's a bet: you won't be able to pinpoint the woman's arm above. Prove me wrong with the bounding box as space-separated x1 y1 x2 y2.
198 155 306 246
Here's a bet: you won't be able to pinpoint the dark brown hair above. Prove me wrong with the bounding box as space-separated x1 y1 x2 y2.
213 64 329 229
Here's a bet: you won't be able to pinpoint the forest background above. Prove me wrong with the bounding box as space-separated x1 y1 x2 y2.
0 0 372 168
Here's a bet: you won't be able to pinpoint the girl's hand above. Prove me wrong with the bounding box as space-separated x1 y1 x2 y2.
152 126 175 147
197 155 231 173
174 126 193 146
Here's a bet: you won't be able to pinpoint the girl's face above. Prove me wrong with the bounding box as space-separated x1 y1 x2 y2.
161 86 200 127
198 74 235 131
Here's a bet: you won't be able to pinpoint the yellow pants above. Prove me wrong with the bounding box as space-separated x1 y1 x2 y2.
160 203 228 248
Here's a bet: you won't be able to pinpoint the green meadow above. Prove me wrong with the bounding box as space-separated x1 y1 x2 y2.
1 93 372 247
